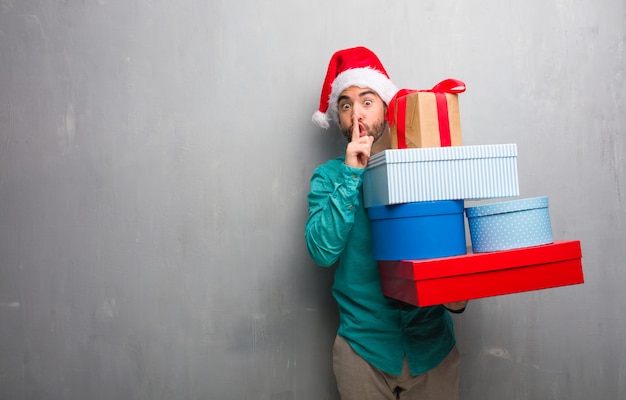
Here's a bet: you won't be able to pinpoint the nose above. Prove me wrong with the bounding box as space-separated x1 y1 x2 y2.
351 104 363 120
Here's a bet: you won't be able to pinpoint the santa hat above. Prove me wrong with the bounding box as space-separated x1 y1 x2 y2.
312 46 399 129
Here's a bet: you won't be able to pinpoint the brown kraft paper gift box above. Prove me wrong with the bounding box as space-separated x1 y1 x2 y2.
387 79 465 149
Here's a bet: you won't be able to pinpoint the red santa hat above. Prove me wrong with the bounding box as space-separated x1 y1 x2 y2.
312 46 399 129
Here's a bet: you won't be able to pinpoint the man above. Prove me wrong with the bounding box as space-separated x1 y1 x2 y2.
305 46 467 400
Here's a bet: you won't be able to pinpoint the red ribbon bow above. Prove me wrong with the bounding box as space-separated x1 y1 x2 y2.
387 79 466 148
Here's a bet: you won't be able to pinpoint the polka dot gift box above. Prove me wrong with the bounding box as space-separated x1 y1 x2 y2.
465 196 553 253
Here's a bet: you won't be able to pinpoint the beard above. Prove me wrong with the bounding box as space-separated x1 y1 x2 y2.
341 119 388 143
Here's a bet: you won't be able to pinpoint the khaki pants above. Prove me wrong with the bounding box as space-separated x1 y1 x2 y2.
332 335 460 400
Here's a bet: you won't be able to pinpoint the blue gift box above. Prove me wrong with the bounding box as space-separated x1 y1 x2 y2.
363 144 519 208
367 200 467 261
465 196 553 253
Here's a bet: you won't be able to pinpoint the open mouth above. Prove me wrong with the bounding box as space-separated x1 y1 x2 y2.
359 123 366 137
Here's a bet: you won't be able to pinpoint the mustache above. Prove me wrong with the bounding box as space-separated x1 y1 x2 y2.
342 120 388 142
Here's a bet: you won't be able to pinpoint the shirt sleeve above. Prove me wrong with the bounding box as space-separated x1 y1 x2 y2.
304 160 365 267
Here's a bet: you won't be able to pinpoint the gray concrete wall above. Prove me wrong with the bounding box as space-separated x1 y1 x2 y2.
0 1 624 399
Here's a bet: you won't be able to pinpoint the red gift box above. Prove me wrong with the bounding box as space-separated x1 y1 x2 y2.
378 240 584 307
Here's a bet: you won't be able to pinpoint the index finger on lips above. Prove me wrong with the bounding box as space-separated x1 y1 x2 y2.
351 115 360 142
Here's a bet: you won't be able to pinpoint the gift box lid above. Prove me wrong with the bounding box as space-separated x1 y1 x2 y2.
367 143 518 169
367 200 464 221
378 240 582 280
465 196 548 218
378 241 584 307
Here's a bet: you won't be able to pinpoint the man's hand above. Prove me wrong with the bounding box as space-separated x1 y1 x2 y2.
344 115 374 169
443 301 468 313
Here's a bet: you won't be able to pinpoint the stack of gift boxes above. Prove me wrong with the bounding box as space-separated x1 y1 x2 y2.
365 80 584 307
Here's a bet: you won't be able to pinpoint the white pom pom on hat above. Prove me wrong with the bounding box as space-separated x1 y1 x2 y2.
312 46 399 129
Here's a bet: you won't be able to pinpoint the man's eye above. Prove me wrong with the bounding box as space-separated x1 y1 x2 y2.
340 103 351 110
364 100 373 106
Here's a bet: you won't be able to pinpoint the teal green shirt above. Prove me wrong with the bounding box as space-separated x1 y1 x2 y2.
305 156 456 376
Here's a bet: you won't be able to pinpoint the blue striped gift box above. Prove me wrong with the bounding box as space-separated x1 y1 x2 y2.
363 144 519 208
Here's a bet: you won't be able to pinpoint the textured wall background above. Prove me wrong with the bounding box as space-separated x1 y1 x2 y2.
0 1 624 399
